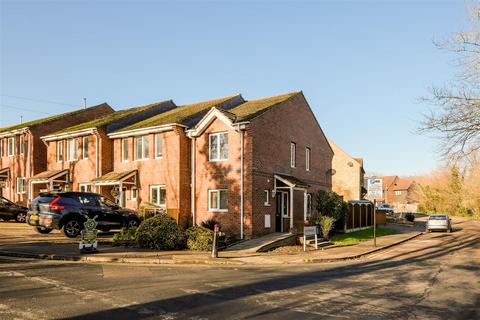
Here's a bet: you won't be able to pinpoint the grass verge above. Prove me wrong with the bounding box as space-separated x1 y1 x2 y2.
330 227 398 246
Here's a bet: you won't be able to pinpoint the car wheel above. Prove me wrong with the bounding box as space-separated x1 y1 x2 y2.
62 219 83 238
15 212 27 223
126 218 139 229
34 226 53 234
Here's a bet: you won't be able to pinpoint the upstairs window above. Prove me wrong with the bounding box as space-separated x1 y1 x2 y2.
0 139 4 157
134 135 150 160
122 138 129 162
209 132 228 161
57 141 63 162
19 136 25 154
306 147 311 171
82 136 89 159
155 133 163 159
7 137 14 156
66 138 78 161
290 142 296 168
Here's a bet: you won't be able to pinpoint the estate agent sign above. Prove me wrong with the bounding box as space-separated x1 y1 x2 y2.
79 216 98 253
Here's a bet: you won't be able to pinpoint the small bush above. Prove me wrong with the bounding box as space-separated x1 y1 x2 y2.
185 226 214 251
139 202 167 220
201 218 220 231
112 227 137 246
135 213 183 250
319 216 336 239
405 212 415 222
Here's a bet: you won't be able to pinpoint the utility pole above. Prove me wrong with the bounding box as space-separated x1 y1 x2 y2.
20 116 23 124
83 98 87 109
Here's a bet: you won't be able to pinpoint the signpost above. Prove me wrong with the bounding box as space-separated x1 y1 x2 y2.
303 226 318 251
79 215 98 253
373 199 377 247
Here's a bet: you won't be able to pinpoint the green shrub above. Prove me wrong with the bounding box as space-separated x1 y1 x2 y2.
135 213 184 250
185 226 214 251
405 212 415 222
319 216 336 239
112 227 137 246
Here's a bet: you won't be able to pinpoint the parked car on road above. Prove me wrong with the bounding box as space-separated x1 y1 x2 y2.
376 203 394 214
426 214 452 233
0 196 28 223
27 192 141 238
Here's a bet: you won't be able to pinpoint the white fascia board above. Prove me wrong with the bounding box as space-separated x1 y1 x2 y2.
188 108 235 137
0 128 29 138
107 124 183 139
41 128 95 141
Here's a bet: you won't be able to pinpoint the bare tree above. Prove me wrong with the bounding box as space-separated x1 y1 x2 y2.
419 3 480 161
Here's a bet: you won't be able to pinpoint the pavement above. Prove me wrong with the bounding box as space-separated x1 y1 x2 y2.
0 218 426 265
1 216 479 319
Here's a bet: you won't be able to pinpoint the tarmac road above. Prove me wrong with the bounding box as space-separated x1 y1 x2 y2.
0 218 479 320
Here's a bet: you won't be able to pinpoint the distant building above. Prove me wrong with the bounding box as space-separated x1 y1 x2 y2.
328 140 365 201
392 178 420 212
365 175 399 204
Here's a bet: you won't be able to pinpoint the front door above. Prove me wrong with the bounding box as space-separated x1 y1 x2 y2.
275 191 289 232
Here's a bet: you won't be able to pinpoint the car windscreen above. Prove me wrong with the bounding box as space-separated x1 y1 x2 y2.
429 215 447 220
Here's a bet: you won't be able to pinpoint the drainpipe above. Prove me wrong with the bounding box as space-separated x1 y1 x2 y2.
191 137 196 226
240 128 245 239
94 131 100 178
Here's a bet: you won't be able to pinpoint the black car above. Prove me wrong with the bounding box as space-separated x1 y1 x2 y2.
0 196 28 223
27 192 141 238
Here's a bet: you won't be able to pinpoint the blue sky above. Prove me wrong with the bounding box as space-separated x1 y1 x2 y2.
0 0 467 176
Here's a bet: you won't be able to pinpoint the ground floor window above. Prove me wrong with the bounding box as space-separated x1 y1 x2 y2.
306 193 312 218
150 185 166 207
208 189 228 212
79 184 91 192
16 177 26 194
264 190 270 206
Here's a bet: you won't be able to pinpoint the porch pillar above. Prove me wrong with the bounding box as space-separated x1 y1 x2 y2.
289 187 294 231
49 180 53 191
119 182 124 207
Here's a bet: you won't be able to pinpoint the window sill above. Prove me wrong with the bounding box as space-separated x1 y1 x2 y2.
209 209 228 213
209 159 228 162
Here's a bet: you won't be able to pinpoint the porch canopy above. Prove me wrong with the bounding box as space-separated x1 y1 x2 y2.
29 169 69 199
274 174 309 230
0 167 10 180
91 170 137 186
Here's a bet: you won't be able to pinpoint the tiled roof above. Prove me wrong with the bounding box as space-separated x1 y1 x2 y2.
92 170 137 182
30 169 68 180
381 176 399 190
0 103 112 134
52 100 173 134
275 173 310 188
115 95 242 132
229 91 300 121
393 179 414 191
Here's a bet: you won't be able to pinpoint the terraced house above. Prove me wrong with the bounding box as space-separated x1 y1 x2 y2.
36 101 176 201
0 104 114 205
188 92 333 238
107 95 245 229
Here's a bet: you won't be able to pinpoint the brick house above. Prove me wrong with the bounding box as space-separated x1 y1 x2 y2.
328 140 365 201
188 92 333 238
106 95 245 229
34 101 176 201
392 178 420 212
0 103 113 205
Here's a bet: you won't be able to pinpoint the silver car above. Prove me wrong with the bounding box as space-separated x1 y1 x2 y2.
426 214 452 233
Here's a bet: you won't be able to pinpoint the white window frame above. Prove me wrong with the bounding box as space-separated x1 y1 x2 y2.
16 177 26 194
57 141 63 162
154 133 163 159
134 135 150 161
150 185 166 207
290 142 296 168
264 190 270 206
19 136 24 154
66 138 78 161
82 136 89 159
208 189 228 212
306 147 311 171
306 193 312 218
121 138 129 162
0 139 4 157
7 137 15 157
79 183 90 192
395 190 402 196
209 132 228 162
131 187 138 200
